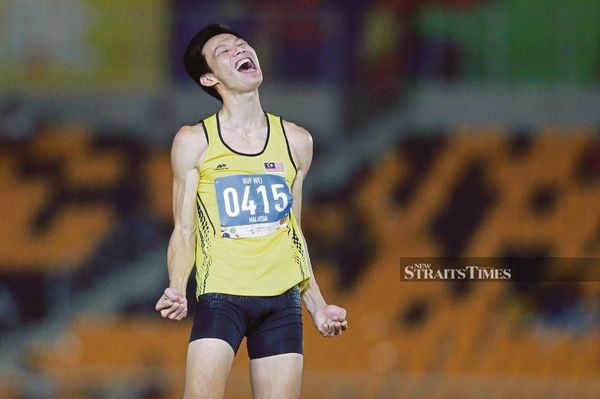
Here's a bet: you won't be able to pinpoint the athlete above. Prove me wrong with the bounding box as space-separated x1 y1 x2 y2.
154 24 348 399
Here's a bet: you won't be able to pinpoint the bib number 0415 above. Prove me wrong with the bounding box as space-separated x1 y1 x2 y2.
214 174 293 238
222 183 288 217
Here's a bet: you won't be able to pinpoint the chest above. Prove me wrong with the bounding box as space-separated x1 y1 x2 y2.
220 126 268 155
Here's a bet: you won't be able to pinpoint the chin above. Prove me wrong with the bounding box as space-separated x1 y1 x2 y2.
223 72 263 93
241 75 263 90
245 71 263 84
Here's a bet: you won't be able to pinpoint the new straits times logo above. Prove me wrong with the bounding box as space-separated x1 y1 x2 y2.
402 260 511 281
401 257 600 282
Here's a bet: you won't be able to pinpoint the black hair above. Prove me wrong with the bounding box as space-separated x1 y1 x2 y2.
183 24 241 102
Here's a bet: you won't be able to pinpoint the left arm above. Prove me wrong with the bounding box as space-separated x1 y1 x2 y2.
285 120 348 338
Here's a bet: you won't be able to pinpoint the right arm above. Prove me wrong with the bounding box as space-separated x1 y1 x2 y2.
155 125 207 320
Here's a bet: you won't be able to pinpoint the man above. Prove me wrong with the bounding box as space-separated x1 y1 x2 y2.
154 24 348 399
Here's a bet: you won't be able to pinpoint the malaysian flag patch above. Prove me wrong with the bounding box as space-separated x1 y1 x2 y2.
264 161 285 173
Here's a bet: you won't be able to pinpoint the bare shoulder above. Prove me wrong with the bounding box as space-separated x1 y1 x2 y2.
282 120 313 171
171 123 208 176
172 124 207 152
282 120 313 151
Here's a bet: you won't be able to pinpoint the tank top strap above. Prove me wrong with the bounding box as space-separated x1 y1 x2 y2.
201 114 222 151
264 113 282 150
264 113 298 175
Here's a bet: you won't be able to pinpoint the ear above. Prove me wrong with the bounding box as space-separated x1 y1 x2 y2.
200 73 219 88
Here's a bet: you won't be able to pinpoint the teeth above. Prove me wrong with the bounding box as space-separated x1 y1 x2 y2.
236 58 253 71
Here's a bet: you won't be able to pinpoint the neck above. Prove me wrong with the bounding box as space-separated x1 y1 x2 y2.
219 90 264 128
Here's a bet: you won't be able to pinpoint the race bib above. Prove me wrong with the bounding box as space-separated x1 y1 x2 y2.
214 174 293 238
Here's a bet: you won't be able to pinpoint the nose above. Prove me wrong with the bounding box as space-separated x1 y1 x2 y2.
233 44 246 57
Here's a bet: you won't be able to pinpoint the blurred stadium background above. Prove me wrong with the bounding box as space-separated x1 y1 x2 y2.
1 0 599 398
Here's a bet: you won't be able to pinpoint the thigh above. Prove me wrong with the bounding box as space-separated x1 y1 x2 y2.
185 338 235 399
185 293 247 399
247 287 304 398
250 353 303 399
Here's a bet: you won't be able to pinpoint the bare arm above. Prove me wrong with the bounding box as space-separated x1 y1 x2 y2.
284 120 348 337
156 125 207 320
287 124 324 313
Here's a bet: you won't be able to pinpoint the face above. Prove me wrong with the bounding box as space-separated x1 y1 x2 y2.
201 33 263 96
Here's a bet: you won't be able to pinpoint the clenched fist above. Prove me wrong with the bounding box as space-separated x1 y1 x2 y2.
310 304 348 337
155 287 188 321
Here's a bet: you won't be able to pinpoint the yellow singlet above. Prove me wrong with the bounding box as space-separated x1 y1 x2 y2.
194 112 310 297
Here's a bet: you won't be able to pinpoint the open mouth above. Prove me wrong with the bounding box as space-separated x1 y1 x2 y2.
235 57 257 73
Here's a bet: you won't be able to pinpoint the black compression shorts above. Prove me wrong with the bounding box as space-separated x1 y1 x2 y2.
189 285 303 359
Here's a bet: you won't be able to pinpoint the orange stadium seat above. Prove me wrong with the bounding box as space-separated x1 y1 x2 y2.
0 168 114 270
32 125 125 189
31 125 90 161
33 317 189 394
0 125 122 271
144 150 173 221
